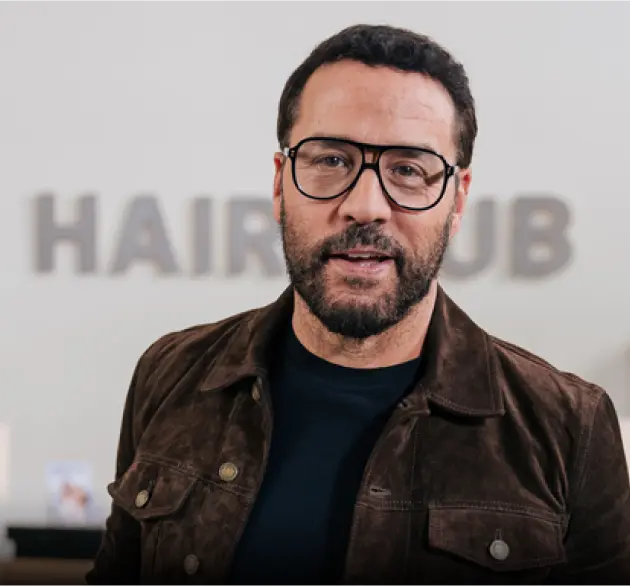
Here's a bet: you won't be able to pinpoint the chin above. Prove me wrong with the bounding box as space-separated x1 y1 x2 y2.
325 284 393 308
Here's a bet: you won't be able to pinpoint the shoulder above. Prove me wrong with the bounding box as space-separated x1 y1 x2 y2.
126 306 263 434
488 334 614 445
134 306 261 389
487 334 627 508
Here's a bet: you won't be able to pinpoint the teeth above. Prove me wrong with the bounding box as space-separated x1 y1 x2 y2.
345 253 383 260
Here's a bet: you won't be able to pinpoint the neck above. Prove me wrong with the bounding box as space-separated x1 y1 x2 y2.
291 283 438 369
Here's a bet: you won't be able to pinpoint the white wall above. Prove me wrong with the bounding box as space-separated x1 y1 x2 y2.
1 1 629 525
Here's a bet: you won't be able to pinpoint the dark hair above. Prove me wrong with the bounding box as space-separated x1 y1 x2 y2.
277 24 477 169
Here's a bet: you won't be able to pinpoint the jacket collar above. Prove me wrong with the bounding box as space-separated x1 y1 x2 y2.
200 285 504 418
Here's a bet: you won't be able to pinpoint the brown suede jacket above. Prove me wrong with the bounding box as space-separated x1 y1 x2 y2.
86 286 630 584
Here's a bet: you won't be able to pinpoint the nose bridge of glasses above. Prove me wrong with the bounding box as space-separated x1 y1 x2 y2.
350 158 388 205
362 145 381 165
341 166 392 222
354 144 384 182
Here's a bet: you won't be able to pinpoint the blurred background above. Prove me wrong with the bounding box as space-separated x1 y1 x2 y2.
1 0 629 582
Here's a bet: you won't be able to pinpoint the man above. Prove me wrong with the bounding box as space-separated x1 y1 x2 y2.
87 24 630 585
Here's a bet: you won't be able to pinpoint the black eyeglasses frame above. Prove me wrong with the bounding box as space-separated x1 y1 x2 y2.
282 136 459 212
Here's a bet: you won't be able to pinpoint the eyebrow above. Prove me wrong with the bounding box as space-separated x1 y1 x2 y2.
308 133 439 152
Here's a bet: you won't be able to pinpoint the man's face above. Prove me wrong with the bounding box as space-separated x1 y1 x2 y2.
273 60 471 340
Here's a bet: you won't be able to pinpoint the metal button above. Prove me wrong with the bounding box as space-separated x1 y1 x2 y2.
251 384 261 402
489 538 510 561
134 489 150 509
218 462 239 482
183 553 199 575
398 398 411 409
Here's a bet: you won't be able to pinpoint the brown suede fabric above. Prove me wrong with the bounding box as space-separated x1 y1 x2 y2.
86 286 630 584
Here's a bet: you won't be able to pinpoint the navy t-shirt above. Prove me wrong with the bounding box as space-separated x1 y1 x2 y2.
228 325 422 584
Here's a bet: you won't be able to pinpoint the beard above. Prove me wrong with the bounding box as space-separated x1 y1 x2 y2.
279 194 453 340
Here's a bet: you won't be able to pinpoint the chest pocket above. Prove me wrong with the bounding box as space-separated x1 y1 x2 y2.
108 458 199 582
109 458 197 520
427 503 567 576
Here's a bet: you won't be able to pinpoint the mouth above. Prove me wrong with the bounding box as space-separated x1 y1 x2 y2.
326 249 395 276
327 249 393 262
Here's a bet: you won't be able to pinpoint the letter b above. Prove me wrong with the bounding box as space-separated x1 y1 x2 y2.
511 196 572 278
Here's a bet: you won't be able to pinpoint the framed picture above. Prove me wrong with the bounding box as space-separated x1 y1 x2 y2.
45 461 98 526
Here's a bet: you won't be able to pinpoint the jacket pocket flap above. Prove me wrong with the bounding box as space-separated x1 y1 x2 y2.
108 458 197 521
428 504 566 572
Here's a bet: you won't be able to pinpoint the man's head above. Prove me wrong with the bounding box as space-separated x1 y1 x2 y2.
273 24 476 340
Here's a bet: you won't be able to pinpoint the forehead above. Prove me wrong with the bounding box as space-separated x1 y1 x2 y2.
291 60 458 158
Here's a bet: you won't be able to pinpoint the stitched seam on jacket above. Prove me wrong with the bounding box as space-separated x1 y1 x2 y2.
429 501 565 523
567 387 605 510
133 452 256 498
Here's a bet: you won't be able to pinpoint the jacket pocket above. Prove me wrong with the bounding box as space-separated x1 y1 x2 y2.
107 458 199 582
108 458 197 520
427 503 567 573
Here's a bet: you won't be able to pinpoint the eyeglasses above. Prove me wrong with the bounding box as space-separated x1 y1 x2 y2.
283 136 458 212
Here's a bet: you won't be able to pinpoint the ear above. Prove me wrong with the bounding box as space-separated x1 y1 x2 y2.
272 152 285 224
449 167 472 238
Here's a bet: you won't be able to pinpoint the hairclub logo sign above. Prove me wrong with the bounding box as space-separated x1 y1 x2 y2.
29 192 573 280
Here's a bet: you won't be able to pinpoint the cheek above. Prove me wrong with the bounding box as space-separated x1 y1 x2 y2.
283 201 319 248
397 211 450 250
285 193 335 234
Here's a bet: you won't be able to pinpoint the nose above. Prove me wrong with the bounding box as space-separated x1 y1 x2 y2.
337 165 393 225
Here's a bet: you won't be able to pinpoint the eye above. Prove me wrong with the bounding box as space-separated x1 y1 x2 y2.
392 164 421 177
315 155 348 168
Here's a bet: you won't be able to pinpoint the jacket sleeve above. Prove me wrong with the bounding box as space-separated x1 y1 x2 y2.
84 357 146 584
548 390 630 584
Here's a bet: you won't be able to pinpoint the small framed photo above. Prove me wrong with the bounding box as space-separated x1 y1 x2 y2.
45 461 99 526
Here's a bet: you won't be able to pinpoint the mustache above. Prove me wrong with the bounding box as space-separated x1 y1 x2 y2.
317 224 404 261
